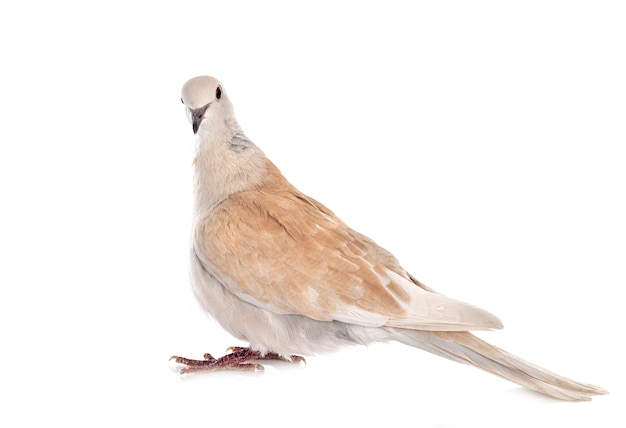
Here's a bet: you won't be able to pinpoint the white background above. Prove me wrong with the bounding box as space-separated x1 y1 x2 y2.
1 1 624 427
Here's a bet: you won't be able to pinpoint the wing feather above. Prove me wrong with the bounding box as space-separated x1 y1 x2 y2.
194 189 502 331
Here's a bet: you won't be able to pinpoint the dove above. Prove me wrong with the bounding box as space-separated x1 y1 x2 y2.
171 75 607 401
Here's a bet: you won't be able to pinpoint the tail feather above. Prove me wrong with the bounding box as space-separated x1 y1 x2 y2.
391 329 607 401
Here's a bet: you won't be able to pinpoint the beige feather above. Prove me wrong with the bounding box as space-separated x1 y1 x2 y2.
391 330 608 401
194 186 503 331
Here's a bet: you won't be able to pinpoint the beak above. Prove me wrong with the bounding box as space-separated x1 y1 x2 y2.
190 104 210 134
192 112 202 134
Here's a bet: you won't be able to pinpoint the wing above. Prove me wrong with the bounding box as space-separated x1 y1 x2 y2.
194 190 502 331
303 196 439 291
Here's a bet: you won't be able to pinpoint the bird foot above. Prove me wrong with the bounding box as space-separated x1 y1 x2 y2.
170 347 305 374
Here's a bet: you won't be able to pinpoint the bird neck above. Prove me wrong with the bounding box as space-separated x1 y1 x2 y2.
193 130 278 215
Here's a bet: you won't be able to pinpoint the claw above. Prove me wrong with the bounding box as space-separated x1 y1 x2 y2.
289 355 307 366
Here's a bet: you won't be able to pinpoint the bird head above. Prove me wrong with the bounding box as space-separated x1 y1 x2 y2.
181 76 233 135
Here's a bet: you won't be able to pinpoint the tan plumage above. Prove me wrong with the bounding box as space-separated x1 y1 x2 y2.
195 182 503 331
178 75 607 400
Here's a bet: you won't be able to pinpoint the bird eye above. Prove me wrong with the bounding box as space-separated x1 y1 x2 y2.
181 98 184 104
216 86 222 100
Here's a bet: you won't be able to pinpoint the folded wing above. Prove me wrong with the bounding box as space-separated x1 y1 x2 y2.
194 190 502 331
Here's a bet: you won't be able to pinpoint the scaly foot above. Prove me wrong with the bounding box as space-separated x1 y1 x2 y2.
170 347 305 374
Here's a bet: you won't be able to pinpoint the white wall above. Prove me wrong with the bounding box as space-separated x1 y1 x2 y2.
1 1 623 427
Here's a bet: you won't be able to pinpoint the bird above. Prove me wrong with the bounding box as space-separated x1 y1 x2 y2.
171 75 607 401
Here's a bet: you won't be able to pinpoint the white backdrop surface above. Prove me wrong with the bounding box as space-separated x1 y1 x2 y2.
1 2 623 427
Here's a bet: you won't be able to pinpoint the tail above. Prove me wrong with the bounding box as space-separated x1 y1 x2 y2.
391 329 608 401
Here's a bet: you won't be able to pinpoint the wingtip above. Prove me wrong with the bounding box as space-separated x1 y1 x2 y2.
487 313 504 330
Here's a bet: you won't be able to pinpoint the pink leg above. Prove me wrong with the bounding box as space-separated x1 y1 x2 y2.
170 347 305 374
